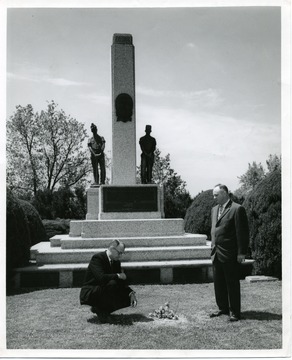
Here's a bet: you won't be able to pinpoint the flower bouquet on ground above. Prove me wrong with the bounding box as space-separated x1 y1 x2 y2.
149 302 179 320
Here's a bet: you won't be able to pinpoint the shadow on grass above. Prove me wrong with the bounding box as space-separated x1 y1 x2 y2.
88 313 154 326
6 287 59 296
242 311 282 321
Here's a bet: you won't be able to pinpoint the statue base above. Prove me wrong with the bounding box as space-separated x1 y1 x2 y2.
86 184 164 220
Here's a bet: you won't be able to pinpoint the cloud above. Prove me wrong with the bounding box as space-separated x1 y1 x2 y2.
7 72 32 82
136 86 223 109
77 92 111 106
186 42 198 50
7 71 91 87
46 77 90 87
136 102 280 196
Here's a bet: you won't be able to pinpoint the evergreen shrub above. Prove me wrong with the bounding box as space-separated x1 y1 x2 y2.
6 190 47 287
184 190 216 239
243 169 281 278
164 191 192 219
19 199 48 244
42 218 70 239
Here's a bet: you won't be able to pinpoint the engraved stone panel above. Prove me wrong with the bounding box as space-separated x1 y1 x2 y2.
103 186 158 212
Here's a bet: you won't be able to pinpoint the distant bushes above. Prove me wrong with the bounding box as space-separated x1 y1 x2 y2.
184 190 216 239
32 186 86 220
243 169 281 279
184 170 281 279
6 190 47 287
164 191 192 219
42 219 70 239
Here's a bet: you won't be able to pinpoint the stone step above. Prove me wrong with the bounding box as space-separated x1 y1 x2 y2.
50 233 207 248
19 259 215 272
13 259 255 288
31 242 211 265
69 218 185 238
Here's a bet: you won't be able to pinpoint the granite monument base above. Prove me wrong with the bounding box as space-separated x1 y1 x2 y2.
86 184 164 220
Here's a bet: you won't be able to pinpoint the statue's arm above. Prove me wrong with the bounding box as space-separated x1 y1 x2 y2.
101 137 106 152
152 138 157 152
88 140 99 157
88 143 96 156
139 138 146 154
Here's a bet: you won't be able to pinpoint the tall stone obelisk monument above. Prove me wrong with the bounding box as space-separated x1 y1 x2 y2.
86 33 163 220
111 34 136 185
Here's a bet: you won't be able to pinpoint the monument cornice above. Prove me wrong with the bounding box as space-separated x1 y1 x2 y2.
113 33 133 45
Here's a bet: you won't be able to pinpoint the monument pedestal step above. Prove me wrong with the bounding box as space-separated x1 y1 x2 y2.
13 259 255 288
49 233 207 248
69 218 185 238
30 242 212 265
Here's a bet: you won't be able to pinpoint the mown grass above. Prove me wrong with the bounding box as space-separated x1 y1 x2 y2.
6 281 282 350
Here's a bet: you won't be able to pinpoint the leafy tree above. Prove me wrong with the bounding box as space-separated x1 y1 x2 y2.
234 154 281 201
153 149 192 218
238 161 265 193
6 104 40 196
151 150 174 185
243 169 281 278
266 154 281 172
137 148 192 218
7 101 91 198
232 187 247 204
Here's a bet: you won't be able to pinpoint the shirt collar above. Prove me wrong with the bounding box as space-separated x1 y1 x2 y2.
106 250 112 263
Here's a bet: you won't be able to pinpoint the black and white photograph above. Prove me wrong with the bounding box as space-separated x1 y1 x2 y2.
1 0 291 358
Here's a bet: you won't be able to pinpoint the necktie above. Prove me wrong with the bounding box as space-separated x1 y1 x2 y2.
110 260 114 272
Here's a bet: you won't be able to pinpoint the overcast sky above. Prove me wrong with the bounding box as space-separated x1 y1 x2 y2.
6 5 282 196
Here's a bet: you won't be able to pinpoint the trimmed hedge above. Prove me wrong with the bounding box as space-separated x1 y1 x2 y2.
19 199 48 244
7 191 30 277
6 190 47 288
243 169 281 278
184 190 216 239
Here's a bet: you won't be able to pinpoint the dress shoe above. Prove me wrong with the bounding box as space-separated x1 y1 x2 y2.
90 307 111 322
209 310 229 318
96 312 111 323
229 313 240 322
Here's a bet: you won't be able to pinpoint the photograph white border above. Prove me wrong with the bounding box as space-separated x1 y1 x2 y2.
0 0 290 358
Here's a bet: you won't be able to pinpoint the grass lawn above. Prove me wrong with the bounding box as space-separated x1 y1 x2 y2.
6 281 282 350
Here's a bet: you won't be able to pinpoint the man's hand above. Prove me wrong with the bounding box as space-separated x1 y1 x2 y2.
237 254 245 263
130 292 137 307
118 273 127 280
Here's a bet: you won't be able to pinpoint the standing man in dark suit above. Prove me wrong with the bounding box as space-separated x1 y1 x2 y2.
80 240 137 322
210 184 249 322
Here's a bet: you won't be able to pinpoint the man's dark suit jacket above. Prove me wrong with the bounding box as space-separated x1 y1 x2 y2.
80 251 132 306
211 200 249 263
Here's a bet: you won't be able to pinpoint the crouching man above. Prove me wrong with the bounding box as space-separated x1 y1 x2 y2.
80 239 137 322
